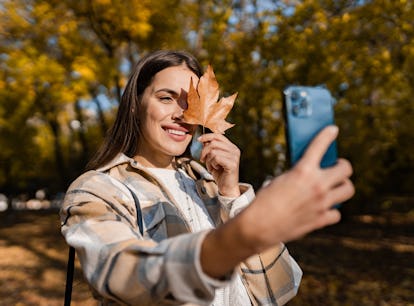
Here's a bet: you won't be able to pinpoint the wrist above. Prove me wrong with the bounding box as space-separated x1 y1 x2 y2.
200 215 255 278
218 185 241 198
237 191 288 253
234 206 268 254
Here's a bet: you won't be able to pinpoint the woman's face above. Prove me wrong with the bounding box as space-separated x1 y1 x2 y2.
136 65 199 166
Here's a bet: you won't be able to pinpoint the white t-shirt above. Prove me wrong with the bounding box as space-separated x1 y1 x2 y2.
148 168 251 306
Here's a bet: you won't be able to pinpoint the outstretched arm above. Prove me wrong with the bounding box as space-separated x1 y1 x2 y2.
200 125 354 278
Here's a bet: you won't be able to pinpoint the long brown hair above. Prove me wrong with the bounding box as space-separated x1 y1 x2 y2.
86 50 203 170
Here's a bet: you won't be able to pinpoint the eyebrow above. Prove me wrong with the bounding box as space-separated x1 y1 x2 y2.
154 88 180 96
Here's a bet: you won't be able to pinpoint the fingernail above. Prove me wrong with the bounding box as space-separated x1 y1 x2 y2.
330 125 339 134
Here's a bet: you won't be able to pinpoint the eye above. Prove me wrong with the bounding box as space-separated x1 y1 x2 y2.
160 96 173 103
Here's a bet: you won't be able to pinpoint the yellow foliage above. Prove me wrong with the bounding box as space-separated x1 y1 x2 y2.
314 11 326 23
33 125 55 160
89 0 153 39
381 49 391 60
95 0 111 4
384 63 393 74
33 55 66 85
304 27 313 35
33 2 52 18
0 1 31 34
405 45 414 57
342 13 351 23
72 57 97 82
402 24 412 35
58 20 77 35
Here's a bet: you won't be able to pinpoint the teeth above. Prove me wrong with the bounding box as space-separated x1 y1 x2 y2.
166 129 186 136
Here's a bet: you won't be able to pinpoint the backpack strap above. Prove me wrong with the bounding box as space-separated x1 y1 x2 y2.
64 185 143 305
124 184 144 236
64 246 76 306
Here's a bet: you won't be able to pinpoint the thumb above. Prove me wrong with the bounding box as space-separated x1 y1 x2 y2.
297 125 338 167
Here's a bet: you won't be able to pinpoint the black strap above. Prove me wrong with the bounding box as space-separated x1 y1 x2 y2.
64 246 75 306
64 186 143 305
125 185 144 236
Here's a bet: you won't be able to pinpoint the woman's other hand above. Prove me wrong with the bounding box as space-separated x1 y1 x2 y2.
198 133 241 198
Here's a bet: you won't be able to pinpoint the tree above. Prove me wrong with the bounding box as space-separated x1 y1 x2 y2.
1 0 413 212
0 0 174 191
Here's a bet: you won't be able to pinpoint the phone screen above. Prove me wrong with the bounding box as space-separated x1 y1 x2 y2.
283 85 337 168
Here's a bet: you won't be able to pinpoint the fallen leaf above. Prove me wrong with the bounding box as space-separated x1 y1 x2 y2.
183 65 237 134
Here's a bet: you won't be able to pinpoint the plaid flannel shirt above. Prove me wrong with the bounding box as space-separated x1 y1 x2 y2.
60 153 302 305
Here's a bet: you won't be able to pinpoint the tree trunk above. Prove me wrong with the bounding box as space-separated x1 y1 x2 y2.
48 119 68 189
74 100 90 162
93 96 109 137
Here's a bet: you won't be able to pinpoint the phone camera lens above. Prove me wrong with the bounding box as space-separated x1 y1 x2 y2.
300 99 308 108
292 105 300 115
291 90 300 101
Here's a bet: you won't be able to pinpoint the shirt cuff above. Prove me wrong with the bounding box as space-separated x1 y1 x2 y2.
219 183 255 218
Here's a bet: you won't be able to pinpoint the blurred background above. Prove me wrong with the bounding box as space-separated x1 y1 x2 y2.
0 0 412 305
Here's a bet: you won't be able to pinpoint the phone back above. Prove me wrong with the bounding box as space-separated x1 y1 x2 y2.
283 85 337 168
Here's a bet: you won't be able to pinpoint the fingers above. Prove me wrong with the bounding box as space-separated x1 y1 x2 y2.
323 178 355 209
300 207 342 235
197 133 229 145
198 133 240 166
322 158 353 188
205 153 237 173
203 145 240 173
197 133 241 197
198 132 240 144
298 125 338 167
317 208 342 228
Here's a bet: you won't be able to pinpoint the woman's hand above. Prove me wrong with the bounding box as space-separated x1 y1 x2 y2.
200 126 355 278
241 125 355 250
197 133 241 198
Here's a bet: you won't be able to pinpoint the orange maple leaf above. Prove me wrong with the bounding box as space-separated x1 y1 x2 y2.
183 65 237 134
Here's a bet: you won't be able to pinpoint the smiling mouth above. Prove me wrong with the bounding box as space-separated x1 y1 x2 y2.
165 129 187 136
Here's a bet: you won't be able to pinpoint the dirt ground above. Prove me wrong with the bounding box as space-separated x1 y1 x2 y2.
0 207 413 306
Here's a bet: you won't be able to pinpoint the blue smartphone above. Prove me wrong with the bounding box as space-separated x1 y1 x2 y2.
283 85 337 168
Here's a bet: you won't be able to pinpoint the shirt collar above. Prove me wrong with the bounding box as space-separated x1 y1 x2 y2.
95 153 214 181
96 153 135 172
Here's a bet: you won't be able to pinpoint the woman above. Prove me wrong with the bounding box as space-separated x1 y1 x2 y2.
60 50 354 305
